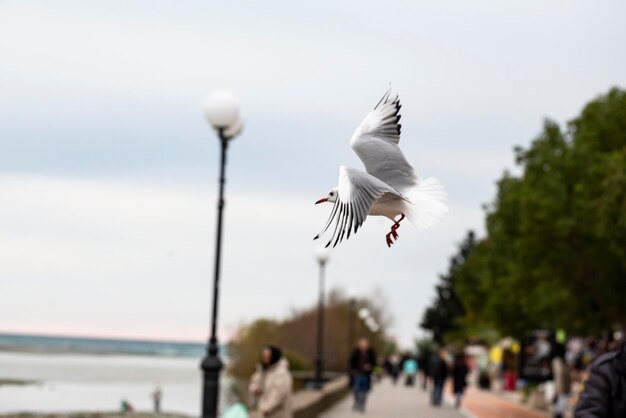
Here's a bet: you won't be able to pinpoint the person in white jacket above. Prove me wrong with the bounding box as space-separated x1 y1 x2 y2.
249 346 293 418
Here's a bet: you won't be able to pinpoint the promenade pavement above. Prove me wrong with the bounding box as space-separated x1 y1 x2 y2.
320 378 464 418
460 387 549 418
321 378 550 418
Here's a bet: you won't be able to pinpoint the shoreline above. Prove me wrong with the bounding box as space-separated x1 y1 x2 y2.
0 378 38 387
0 345 200 358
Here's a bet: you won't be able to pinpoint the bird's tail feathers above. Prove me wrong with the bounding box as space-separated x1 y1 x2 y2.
403 177 449 230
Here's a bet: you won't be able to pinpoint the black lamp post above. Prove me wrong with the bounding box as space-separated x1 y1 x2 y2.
314 248 329 389
200 91 243 418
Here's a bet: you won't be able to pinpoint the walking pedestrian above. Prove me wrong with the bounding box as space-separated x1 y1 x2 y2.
418 349 432 391
574 342 626 418
430 349 449 406
387 353 401 384
249 345 293 418
402 355 418 387
551 343 571 418
349 337 376 412
452 353 469 408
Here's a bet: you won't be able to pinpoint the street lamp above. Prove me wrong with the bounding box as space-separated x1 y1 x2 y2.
200 90 243 418
314 247 330 389
357 308 381 334
365 317 380 333
358 308 370 320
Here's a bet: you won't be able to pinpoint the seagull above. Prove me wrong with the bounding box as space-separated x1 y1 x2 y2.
314 89 448 248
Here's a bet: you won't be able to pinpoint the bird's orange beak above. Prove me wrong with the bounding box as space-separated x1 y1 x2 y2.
315 198 328 205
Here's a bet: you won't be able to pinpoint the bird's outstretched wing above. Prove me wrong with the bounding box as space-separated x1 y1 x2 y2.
314 166 405 248
350 89 417 192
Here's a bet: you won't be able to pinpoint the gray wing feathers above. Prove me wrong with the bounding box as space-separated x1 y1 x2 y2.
350 89 417 192
354 89 402 144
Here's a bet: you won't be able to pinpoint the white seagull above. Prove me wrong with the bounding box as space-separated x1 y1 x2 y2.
314 89 448 248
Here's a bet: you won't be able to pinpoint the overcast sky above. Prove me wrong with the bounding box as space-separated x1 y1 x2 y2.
1 0 625 348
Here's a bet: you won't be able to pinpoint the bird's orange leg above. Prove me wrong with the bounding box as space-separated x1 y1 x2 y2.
385 214 406 247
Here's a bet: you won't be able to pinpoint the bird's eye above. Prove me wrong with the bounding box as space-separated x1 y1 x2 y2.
330 192 334 196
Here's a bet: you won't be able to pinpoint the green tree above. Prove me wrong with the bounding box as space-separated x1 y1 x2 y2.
420 231 474 343
424 87 626 341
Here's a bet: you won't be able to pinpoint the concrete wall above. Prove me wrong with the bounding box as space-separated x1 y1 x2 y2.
250 376 349 418
292 376 349 418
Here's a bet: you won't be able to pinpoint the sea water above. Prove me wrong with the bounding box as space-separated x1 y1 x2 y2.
0 333 207 358
0 334 232 416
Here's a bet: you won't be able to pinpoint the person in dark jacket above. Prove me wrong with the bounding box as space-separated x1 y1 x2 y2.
418 350 432 391
349 338 376 412
386 353 401 385
430 349 449 406
452 353 469 408
575 343 626 418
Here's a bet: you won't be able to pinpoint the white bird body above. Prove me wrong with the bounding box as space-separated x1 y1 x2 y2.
315 89 448 247
369 193 405 219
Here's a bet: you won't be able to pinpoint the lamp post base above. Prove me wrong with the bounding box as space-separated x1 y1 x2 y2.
201 341 223 418
313 356 324 390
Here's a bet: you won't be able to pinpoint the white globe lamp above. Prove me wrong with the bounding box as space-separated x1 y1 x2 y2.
204 91 241 131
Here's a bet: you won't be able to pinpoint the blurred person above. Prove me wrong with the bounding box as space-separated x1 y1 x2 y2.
120 399 134 412
374 355 385 382
349 337 376 412
502 347 518 391
452 353 469 408
574 342 626 418
583 339 599 367
477 349 491 389
249 345 293 418
418 350 432 391
534 336 551 361
387 353 401 384
151 384 162 413
223 403 249 418
567 338 584 366
402 355 418 387
430 349 449 406
551 344 571 418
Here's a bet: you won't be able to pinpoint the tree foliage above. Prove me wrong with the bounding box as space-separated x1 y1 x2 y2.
420 231 474 343
422 87 626 340
228 289 391 380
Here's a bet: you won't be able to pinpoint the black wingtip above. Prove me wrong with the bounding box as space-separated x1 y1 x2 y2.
313 235 319 240
375 87 393 109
